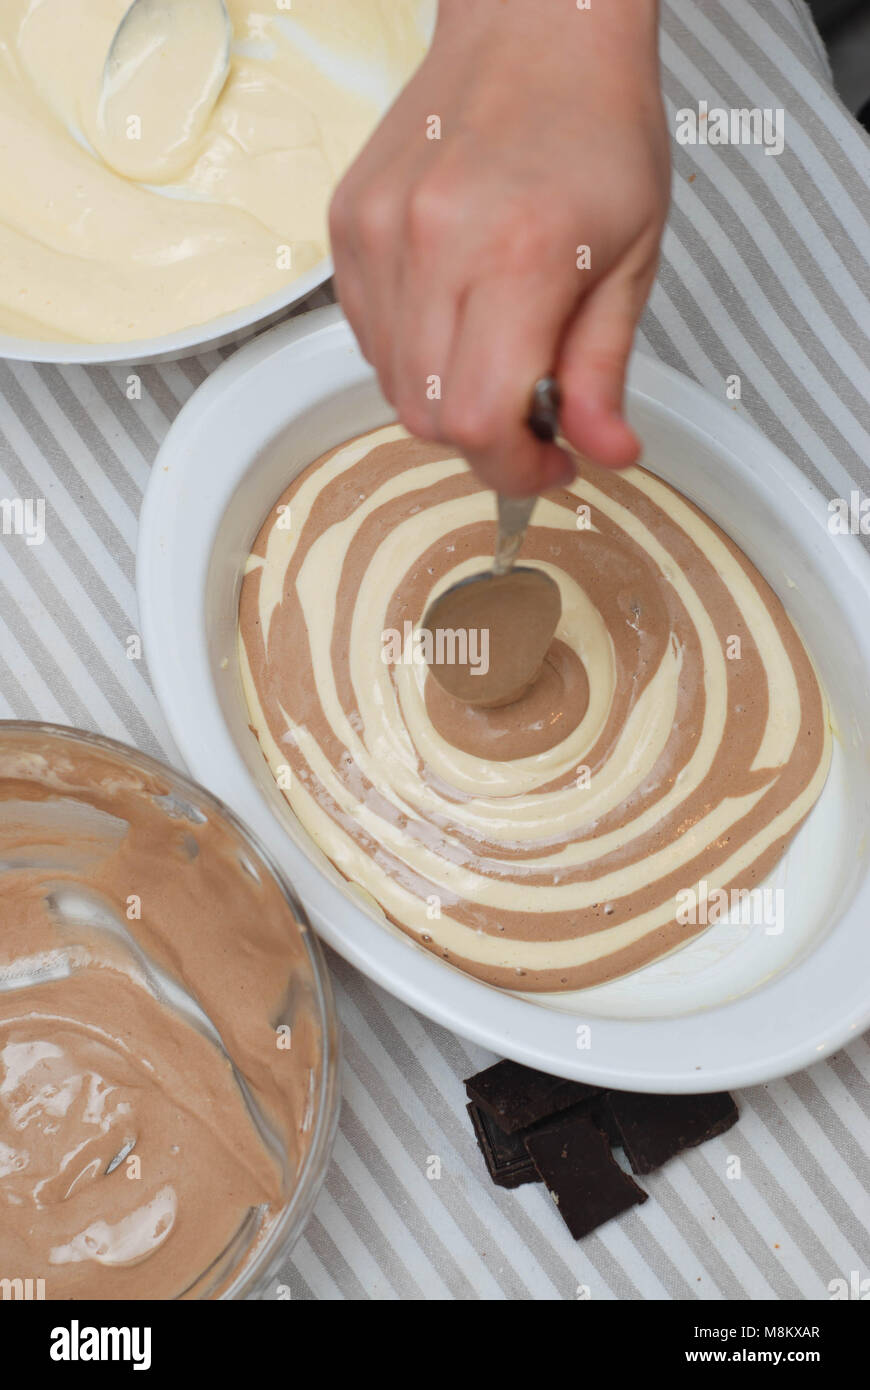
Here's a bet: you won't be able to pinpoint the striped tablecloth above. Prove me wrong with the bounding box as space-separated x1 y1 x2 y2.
1 0 868 1300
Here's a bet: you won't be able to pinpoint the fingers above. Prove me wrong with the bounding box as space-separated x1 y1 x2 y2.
330 247 371 364
330 68 450 405
334 174 653 486
331 137 658 488
556 262 655 469
330 174 406 401
333 168 461 430
389 178 465 440
440 275 577 497
334 163 579 496
329 179 373 364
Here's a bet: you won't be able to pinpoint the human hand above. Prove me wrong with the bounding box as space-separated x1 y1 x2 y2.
330 0 670 496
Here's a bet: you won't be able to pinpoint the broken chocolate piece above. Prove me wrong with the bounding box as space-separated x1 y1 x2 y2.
468 1098 616 1190
467 1103 538 1188
588 1095 623 1149
605 1090 739 1175
524 1114 647 1240
465 1060 602 1134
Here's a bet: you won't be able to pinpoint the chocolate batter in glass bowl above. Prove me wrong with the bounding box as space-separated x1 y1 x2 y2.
0 723 338 1300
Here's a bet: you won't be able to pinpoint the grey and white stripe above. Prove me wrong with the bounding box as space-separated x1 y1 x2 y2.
0 0 867 1298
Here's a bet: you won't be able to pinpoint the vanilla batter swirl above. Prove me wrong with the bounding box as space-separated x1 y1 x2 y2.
239 427 831 992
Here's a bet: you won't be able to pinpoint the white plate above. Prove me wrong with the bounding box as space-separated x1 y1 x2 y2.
138 305 870 1091
0 263 333 368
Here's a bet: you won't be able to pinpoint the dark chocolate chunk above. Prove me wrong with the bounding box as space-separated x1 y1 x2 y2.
604 1090 739 1175
524 1114 647 1240
588 1095 623 1149
465 1060 602 1134
467 1103 538 1188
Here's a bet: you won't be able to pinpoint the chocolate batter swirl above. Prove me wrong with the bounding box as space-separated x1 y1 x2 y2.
239 426 831 991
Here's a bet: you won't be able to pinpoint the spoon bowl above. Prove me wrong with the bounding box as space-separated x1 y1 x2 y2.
422 566 562 708
423 377 569 708
97 0 232 182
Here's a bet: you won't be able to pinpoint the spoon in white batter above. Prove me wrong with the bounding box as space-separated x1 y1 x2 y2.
422 378 571 709
96 0 232 182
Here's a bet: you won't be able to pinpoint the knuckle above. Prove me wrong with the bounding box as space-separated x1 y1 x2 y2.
405 178 457 247
440 402 496 455
355 183 397 250
588 344 630 379
563 352 626 414
488 207 553 275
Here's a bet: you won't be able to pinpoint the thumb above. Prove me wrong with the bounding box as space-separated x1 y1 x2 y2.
557 267 651 470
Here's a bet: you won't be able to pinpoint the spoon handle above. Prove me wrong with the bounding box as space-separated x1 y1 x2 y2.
493 494 538 575
492 376 570 576
528 374 582 459
528 376 563 443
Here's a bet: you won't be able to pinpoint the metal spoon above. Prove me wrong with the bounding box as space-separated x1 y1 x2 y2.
97 0 232 182
43 882 288 1184
423 377 572 709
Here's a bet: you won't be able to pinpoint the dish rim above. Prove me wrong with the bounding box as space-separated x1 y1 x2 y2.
0 260 333 366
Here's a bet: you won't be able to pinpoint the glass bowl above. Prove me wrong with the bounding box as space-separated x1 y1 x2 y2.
0 721 339 1300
